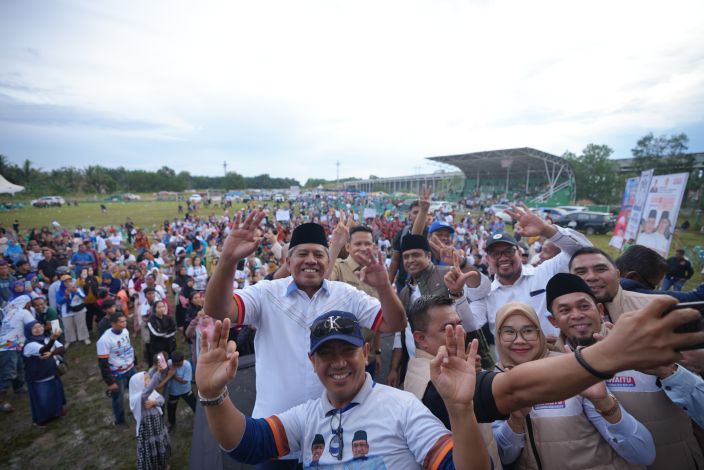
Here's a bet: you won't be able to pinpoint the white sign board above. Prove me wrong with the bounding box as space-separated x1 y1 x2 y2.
275 210 290 222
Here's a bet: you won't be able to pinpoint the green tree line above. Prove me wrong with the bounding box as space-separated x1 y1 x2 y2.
0 160 302 195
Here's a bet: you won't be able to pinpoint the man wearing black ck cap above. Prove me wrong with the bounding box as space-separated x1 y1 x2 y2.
204 212 406 469
465 204 592 339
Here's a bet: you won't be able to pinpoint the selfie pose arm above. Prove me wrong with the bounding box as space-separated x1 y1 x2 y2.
204 211 265 321
492 296 704 414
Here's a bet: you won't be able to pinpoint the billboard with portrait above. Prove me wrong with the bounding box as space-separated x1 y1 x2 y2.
635 172 689 257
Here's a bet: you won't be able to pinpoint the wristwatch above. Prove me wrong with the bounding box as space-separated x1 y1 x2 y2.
198 387 229 407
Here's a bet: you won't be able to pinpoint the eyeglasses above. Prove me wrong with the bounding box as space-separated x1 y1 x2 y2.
311 316 358 339
328 410 344 460
488 246 517 259
499 326 540 342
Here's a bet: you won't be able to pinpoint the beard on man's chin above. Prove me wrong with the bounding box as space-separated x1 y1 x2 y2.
571 336 598 348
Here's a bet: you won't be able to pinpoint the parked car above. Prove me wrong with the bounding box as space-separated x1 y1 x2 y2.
485 204 513 223
188 194 202 203
556 205 588 213
554 211 615 235
533 207 569 220
124 193 141 201
488 203 510 213
430 201 454 213
31 196 66 207
273 194 285 203
224 192 242 203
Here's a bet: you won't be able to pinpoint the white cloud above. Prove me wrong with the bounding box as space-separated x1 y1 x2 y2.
1 0 703 182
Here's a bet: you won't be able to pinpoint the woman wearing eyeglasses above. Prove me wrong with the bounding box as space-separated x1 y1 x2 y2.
491 302 654 470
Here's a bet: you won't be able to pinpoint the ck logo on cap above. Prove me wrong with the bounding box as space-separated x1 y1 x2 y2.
493 234 502 239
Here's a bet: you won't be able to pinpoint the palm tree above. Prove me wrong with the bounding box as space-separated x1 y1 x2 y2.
22 159 33 187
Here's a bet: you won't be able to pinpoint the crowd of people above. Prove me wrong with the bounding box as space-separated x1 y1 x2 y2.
0 189 703 469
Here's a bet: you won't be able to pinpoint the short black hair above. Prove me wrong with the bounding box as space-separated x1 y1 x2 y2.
110 312 126 323
408 295 454 333
569 247 616 271
409 201 420 210
171 350 185 363
615 245 669 280
102 299 116 310
349 225 373 239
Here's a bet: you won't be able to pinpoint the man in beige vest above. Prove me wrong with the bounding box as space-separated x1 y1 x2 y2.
566 248 704 470
403 295 503 469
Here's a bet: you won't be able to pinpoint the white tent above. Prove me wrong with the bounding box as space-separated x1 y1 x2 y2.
0 174 24 195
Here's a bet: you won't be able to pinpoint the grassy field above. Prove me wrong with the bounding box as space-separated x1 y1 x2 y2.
1 200 194 231
1 201 703 468
0 330 195 470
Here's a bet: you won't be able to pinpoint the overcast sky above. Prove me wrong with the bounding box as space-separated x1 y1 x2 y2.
1 0 703 184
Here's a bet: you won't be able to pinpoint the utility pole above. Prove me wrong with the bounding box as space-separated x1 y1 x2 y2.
336 160 340 190
223 161 228 176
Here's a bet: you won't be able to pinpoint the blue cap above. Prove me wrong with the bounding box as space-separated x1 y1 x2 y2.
428 220 455 234
309 311 364 353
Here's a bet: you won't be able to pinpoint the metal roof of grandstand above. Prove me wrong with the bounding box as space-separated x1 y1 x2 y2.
428 147 567 175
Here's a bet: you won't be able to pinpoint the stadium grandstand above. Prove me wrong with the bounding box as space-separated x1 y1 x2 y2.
343 147 576 206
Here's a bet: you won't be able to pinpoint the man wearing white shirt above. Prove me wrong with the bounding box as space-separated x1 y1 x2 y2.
466 204 592 339
204 213 407 469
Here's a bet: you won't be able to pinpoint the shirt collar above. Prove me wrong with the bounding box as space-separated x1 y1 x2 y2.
285 277 330 296
491 264 534 290
321 373 375 417
343 256 362 272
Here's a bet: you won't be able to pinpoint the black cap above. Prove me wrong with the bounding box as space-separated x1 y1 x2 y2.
648 209 657 219
310 311 364 353
353 430 368 442
400 234 430 253
312 434 325 446
485 232 519 250
289 223 328 249
660 211 669 220
546 273 596 313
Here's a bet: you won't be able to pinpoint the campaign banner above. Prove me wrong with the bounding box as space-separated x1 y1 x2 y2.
275 209 290 222
636 172 689 257
623 169 654 243
363 208 377 219
609 177 639 249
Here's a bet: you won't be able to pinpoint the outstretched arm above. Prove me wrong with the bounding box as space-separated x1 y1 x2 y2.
411 185 432 235
358 248 406 332
205 211 265 321
492 296 704 414
196 318 245 450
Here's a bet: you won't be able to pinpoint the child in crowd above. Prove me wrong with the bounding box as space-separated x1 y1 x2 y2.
165 350 195 430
